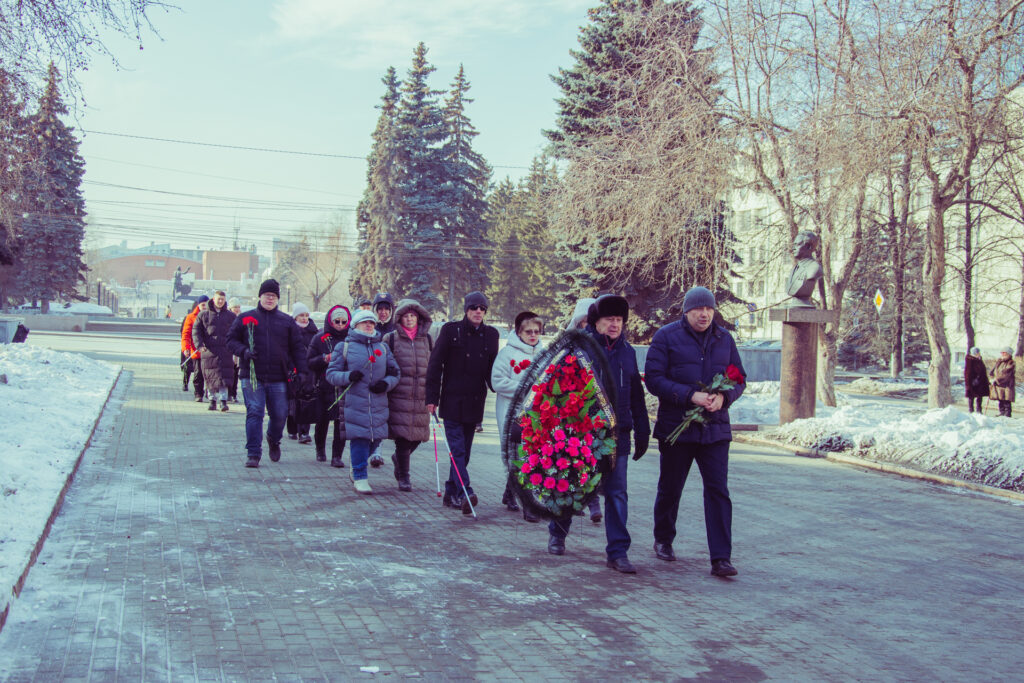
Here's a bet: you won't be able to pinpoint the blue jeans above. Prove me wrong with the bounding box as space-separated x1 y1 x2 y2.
653 439 732 561
349 438 381 481
443 420 476 498
550 432 631 559
241 379 288 460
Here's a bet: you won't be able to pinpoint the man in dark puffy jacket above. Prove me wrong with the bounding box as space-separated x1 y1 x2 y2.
425 291 499 514
644 286 746 578
547 294 650 574
227 279 310 469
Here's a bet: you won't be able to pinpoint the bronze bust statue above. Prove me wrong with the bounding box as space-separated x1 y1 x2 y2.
785 231 823 308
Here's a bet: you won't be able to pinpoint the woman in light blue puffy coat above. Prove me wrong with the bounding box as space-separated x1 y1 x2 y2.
326 309 400 494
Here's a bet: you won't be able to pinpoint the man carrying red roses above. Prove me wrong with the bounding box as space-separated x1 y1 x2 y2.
644 286 746 578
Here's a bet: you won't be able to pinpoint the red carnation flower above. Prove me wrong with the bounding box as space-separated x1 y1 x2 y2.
725 364 745 385
320 333 331 342
374 349 383 357
510 359 517 367
242 316 259 326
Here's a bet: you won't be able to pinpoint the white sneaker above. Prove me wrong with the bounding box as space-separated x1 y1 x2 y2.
353 479 373 494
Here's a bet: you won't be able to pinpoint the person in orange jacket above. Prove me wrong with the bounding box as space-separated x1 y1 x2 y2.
180 295 209 401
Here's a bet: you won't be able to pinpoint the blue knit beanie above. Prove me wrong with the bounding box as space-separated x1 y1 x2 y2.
682 286 716 313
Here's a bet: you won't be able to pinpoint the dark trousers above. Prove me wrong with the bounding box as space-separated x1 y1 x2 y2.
393 437 420 479
443 420 476 497
549 432 632 559
653 439 732 562
230 364 239 400
181 354 204 397
287 414 310 437
314 416 346 459
999 400 1013 417
968 396 983 412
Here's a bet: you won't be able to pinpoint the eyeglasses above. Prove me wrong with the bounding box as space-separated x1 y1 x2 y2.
331 317 347 325
468 305 487 312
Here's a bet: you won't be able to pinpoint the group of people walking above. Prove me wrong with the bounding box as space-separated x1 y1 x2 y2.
964 346 1017 417
175 278 748 578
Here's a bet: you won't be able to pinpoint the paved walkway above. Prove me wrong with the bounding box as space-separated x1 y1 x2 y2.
2 335 1024 681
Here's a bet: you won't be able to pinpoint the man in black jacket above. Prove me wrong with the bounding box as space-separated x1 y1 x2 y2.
547 294 650 573
227 279 310 468
425 291 500 514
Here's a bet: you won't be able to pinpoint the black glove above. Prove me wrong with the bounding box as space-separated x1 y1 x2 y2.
369 380 389 394
632 436 649 461
348 369 364 383
243 348 257 361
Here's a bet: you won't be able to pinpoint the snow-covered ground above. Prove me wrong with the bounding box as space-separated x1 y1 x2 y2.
0 345 119 598
730 381 1024 492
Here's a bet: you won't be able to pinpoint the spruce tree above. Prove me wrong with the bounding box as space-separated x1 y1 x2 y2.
390 43 449 312
546 0 739 340
16 64 86 311
484 178 525 323
352 66 401 300
0 69 29 306
439 65 491 317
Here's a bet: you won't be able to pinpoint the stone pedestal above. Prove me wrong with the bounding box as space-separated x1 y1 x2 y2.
769 308 838 425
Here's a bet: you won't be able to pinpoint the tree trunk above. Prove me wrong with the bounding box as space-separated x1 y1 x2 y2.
923 204 953 408
1017 251 1024 357
817 325 838 407
447 250 455 321
963 179 975 351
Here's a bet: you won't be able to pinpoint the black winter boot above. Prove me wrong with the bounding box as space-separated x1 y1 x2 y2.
220 400 229 412
316 447 327 462
208 399 217 411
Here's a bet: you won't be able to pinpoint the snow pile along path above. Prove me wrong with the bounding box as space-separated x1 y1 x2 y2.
773 404 1024 492
0 345 119 597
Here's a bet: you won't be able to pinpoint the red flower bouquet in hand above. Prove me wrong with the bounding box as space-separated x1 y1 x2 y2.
511 353 615 515
242 316 259 389
667 363 745 444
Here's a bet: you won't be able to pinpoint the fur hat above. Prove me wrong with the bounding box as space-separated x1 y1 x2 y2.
587 294 629 327
464 291 489 312
351 309 378 327
258 279 280 297
682 286 716 313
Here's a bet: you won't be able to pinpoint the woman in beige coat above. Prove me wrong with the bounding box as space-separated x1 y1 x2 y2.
990 347 1017 417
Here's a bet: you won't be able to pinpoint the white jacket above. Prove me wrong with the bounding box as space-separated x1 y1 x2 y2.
490 332 544 441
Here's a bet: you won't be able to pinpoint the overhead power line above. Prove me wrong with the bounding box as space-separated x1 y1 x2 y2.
82 129 532 170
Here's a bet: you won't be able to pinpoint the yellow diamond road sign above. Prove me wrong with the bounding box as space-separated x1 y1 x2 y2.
873 289 884 313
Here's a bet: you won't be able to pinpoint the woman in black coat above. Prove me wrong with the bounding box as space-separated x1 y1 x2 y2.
287 303 319 443
964 347 989 413
307 305 350 466
193 291 237 412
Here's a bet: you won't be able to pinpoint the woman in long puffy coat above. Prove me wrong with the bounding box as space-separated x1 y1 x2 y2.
326 310 400 494
193 291 237 412
990 347 1017 417
491 311 545 519
307 305 350 467
383 299 433 492
964 347 989 413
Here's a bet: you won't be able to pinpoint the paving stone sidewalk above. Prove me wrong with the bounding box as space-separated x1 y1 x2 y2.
2 338 1024 681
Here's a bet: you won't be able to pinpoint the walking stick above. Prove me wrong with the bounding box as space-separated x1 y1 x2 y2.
431 413 477 519
430 420 442 497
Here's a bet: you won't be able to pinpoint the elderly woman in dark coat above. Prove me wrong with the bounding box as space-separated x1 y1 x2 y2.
308 305 350 467
964 347 989 413
990 347 1017 417
193 290 237 412
383 299 433 492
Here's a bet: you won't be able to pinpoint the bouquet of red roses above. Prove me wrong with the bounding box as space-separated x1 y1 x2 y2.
667 363 745 444
511 353 616 516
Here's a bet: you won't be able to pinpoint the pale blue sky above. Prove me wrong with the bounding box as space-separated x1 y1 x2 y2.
75 0 591 254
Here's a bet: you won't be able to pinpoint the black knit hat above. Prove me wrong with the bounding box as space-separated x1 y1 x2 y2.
682 286 716 313
464 291 489 312
258 279 281 297
587 294 629 326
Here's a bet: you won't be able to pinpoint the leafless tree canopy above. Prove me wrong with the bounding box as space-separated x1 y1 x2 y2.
0 0 168 98
551 1 734 293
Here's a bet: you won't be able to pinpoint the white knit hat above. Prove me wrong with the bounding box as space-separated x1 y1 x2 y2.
351 309 378 327
291 302 310 317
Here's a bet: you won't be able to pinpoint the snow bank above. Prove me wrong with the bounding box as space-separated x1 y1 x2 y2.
0 345 119 596
841 377 928 396
772 404 1024 492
